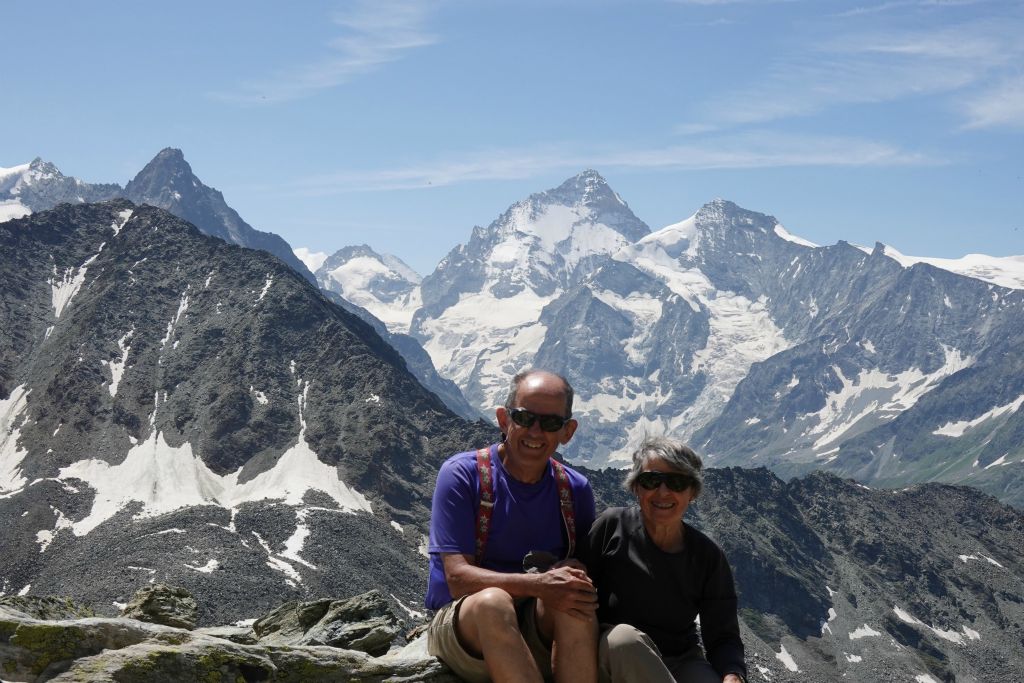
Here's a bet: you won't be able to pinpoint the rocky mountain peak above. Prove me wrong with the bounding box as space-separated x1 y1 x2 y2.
0 158 121 212
18 158 64 186
121 149 316 284
548 168 613 202
125 147 197 201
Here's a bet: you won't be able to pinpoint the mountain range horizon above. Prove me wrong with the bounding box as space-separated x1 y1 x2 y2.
4 148 1024 508
2 149 1023 682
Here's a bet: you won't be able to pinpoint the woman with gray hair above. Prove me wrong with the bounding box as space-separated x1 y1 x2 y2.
582 436 747 683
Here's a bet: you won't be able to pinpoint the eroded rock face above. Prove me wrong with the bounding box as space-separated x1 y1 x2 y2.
253 590 401 656
0 600 455 683
119 584 198 631
0 597 95 622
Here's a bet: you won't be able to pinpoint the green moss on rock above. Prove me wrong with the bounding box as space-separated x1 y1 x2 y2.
11 622 81 675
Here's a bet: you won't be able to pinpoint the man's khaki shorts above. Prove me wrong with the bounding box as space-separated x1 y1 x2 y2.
426 595 553 682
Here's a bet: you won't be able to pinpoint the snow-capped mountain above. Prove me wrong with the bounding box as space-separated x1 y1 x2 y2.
0 200 494 621
329 173 1024 507
554 198 1024 504
0 158 120 221
311 244 422 333
301 245 478 420
408 169 650 411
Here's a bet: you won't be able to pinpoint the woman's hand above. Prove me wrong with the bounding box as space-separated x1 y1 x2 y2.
722 674 744 683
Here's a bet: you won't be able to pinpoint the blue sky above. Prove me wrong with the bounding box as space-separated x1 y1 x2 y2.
3 0 1022 274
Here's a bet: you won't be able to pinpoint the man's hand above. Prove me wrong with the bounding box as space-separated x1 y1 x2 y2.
534 565 598 620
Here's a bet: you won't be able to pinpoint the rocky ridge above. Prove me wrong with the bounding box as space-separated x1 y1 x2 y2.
0 200 494 624
0 151 475 421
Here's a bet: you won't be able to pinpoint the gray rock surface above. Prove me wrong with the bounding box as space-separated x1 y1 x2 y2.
120 584 198 630
253 590 401 655
0 602 456 682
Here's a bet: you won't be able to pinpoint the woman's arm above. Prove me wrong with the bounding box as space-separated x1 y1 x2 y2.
698 544 748 682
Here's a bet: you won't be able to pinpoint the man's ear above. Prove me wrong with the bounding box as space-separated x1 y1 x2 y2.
496 406 510 436
560 418 578 445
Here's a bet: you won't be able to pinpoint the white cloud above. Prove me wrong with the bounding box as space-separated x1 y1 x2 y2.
963 76 1024 129
668 0 797 4
684 16 1023 128
214 0 437 105
838 0 990 18
277 131 932 194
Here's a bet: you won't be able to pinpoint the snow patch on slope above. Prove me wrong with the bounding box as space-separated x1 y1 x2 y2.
0 199 30 222
933 393 1024 437
56 381 372 535
807 345 975 450
51 249 103 319
0 385 31 494
102 329 134 397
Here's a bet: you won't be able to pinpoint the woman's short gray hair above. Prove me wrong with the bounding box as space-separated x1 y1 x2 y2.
624 436 704 498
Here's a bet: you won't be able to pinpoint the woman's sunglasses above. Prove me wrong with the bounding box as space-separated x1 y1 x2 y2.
507 407 569 432
636 471 692 492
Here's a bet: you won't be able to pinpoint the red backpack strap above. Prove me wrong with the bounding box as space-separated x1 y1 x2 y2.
551 459 576 560
474 449 577 565
475 447 495 565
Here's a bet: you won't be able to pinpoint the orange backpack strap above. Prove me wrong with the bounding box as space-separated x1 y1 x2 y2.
474 448 495 565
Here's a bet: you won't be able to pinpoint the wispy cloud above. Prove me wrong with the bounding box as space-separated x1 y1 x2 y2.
838 0 989 18
213 0 437 105
276 132 933 194
963 76 1024 129
680 16 1023 129
667 0 797 4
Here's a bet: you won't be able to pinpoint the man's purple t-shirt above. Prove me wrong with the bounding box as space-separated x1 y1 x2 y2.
425 443 597 610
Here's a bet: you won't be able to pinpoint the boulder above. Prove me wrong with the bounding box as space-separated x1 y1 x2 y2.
120 584 198 631
0 604 457 682
0 597 95 621
253 590 401 656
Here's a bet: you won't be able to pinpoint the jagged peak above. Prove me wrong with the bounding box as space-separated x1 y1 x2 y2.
133 148 194 180
154 147 186 163
546 169 621 206
26 157 62 178
333 244 382 260
126 148 199 196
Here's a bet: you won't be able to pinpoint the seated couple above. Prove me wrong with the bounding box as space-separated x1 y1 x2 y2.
425 369 747 683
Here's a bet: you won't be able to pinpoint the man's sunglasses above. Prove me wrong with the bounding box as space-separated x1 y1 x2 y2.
507 407 570 432
636 471 693 492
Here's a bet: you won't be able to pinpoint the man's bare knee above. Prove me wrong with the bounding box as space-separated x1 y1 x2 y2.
458 588 520 649
465 587 516 620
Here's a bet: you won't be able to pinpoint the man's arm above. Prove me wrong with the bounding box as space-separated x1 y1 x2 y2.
442 553 598 620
